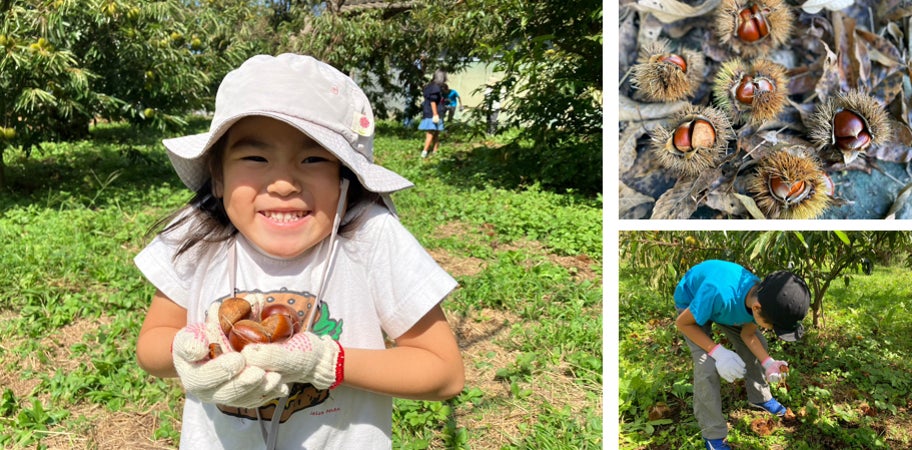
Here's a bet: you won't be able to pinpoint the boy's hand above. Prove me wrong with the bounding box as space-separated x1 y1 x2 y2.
241 332 344 390
761 357 789 383
708 344 746 382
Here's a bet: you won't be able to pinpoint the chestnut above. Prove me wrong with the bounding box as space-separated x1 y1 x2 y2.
833 110 872 151
218 297 252 335
261 313 295 342
261 303 301 332
228 319 271 352
672 119 716 153
737 4 771 43
657 54 687 73
768 177 810 204
734 75 774 105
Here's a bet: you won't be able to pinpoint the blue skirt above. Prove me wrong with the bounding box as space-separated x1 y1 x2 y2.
417 118 444 131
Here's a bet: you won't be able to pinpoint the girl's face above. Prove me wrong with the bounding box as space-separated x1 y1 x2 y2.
214 116 342 259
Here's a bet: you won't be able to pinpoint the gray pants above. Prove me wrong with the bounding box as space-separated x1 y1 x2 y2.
676 308 772 440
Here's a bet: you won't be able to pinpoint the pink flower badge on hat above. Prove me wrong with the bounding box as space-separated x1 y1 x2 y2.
352 113 373 137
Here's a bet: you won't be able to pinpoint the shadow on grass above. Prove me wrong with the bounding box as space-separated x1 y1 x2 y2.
434 139 603 200
0 120 210 212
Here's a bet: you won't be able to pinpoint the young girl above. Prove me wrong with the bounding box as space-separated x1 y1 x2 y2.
418 69 447 158
135 54 465 449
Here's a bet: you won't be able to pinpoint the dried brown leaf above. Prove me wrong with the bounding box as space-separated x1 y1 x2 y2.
734 193 767 219
619 95 691 122
801 0 854 14
855 29 902 69
630 0 721 24
885 181 912 219
815 41 841 101
705 190 746 215
636 11 665 54
871 70 903 106
651 178 700 219
854 34 871 88
620 182 655 219
833 13 858 90
619 125 648 174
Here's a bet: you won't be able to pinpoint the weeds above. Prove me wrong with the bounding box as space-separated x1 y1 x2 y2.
620 262 912 449
0 120 602 448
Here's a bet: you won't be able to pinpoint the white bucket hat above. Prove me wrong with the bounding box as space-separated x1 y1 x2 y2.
162 53 413 194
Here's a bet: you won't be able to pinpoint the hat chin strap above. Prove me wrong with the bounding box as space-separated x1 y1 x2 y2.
259 177 349 450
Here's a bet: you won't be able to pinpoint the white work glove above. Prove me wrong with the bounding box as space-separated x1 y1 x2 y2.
171 306 289 408
242 332 343 390
761 357 789 384
708 344 746 383
432 114 440 124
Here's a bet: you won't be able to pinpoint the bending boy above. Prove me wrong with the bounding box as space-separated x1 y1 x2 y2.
674 260 810 450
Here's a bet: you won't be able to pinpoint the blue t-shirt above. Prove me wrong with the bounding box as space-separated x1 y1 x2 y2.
446 89 460 108
674 260 759 327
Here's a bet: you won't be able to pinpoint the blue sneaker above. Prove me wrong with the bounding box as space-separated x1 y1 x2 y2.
704 438 732 450
750 398 787 416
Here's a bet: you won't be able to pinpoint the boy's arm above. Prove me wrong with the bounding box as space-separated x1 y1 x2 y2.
343 304 465 400
136 289 187 378
740 323 771 362
675 308 716 352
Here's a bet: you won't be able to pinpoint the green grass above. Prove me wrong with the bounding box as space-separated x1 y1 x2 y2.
620 262 912 449
0 120 602 449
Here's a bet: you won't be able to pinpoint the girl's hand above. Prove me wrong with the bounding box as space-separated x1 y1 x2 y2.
241 332 343 390
172 323 289 408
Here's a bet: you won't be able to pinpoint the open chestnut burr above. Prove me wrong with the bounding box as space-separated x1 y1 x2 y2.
650 105 733 177
808 89 891 165
713 58 788 126
747 145 832 219
630 39 704 102
715 0 793 57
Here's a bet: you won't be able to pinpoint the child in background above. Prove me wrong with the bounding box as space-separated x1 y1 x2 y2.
443 83 463 122
418 69 447 158
674 260 809 450
135 54 464 450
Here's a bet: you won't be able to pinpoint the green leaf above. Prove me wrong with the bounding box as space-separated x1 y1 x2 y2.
834 230 851 245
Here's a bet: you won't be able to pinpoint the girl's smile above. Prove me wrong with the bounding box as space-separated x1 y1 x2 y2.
214 116 342 259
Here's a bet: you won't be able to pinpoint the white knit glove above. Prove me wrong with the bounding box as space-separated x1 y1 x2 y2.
432 114 440 124
708 344 746 383
242 332 343 390
172 307 289 408
761 357 789 384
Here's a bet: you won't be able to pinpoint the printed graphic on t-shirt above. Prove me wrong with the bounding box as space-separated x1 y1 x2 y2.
214 289 344 422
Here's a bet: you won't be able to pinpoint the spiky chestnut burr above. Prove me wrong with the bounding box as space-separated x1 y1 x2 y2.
630 39 705 102
747 145 832 219
808 89 892 165
715 0 793 58
713 58 788 126
650 105 733 177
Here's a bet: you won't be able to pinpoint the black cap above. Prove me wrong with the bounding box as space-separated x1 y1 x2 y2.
756 270 810 341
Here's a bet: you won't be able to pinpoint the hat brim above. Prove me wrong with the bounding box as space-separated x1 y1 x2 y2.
774 322 804 342
162 112 413 194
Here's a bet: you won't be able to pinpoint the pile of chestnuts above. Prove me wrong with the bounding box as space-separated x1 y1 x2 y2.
210 297 302 358
627 0 894 219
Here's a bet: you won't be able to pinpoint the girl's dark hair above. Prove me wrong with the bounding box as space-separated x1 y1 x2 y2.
150 137 379 261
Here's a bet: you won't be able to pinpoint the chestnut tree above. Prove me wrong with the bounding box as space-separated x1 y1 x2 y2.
620 230 912 327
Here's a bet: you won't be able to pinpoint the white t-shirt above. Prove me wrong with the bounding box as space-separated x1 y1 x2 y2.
134 202 458 449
